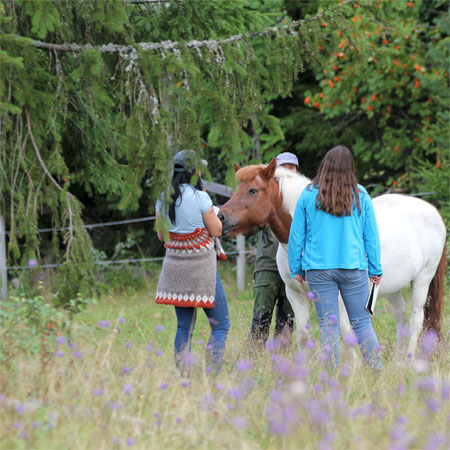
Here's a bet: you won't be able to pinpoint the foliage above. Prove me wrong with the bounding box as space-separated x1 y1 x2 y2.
0 295 72 363
297 0 449 223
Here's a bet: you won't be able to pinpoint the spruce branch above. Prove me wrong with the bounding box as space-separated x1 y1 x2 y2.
29 0 353 54
25 107 76 254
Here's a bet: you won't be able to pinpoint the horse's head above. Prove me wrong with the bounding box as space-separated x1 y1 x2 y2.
218 159 279 237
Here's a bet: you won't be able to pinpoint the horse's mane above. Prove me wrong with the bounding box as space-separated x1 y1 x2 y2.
235 165 265 182
275 167 311 217
235 164 311 217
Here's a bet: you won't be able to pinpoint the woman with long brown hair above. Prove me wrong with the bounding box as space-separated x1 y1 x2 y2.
288 145 383 370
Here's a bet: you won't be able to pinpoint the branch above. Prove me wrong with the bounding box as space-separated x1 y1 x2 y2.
25 107 76 253
29 1 352 54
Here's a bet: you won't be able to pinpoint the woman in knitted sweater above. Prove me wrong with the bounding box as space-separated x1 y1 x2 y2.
155 150 230 375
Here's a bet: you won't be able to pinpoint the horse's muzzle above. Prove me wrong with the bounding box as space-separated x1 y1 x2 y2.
218 211 234 236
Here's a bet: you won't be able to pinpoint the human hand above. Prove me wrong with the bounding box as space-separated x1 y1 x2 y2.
370 275 382 286
294 274 305 285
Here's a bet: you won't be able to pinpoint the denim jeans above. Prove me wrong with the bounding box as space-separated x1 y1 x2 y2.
174 271 230 375
306 269 383 371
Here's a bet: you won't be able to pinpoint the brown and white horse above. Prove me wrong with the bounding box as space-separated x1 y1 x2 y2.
219 159 446 358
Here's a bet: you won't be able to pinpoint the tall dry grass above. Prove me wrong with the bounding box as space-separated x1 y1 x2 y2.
1 264 449 449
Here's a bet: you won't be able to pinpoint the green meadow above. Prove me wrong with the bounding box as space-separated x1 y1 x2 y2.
1 261 449 450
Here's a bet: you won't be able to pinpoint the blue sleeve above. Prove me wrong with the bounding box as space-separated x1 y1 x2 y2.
288 191 307 277
198 190 213 214
362 192 383 277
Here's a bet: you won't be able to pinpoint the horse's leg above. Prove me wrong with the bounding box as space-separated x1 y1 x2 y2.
285 285 310 348
385 290 409 358
408 281 429 358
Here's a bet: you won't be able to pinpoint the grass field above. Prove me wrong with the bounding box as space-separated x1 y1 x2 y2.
1 261 449 449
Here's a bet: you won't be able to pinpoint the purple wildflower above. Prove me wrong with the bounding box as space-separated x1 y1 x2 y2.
228 386 246 400
32 421 40 429
176 417 182 423
16 405 25 415
27 259 37 268
155 324 164 332
236 359 253 372
396 415 407 425
230 416 248 429
160 383 168 390
320 371 328 383
156 350 163 357
417 377 436 392
181 381 190 388
121 365 130 375
13 421 22 429
125 340 131 349
127 437 135 446
425 433 445 450
182 352 198 366
119 317 125 324
397 383 406 397
56 350 64 358
305 339 316 349
399 325 409 338
19 430 29 440
344 332 358 347
420 330 438 357
197 339 204 346
92 389 104 396
329 314 338 324
109 402 120 411
98 320 110 328
305 323 311 329
425 398 440 413
69 341 76 348
146 343 153 352
72 350 82 359
206 366 213 374
56 336 65 345
306 291 315 300
123 384 133 395
340 363 351 377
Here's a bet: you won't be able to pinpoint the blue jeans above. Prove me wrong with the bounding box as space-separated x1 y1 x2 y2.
306 269 383 371
174 272 230 375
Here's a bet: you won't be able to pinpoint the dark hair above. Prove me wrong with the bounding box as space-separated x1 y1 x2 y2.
168 170 204 224
312 145 361 216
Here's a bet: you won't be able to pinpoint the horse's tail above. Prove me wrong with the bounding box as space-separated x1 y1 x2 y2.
423 241 447 338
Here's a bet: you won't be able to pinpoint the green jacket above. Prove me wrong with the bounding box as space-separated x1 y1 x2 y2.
254 227 279 273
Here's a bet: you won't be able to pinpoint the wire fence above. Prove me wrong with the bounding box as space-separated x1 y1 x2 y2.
0 190 443 272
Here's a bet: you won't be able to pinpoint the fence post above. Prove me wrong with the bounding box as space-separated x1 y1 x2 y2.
236 234 245 292
0 215 7 301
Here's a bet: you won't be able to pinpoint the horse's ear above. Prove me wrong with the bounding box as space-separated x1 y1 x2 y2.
233 163 241 172
260 158 277 180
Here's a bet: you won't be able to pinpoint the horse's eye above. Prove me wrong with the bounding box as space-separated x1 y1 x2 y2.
248 188 258 196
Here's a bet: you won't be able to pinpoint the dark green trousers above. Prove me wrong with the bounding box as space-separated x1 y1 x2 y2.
250 270 294 344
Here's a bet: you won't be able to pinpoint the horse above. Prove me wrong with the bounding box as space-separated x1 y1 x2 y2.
218 158 447 358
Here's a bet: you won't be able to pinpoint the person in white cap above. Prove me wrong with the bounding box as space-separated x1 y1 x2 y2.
249 152 299 349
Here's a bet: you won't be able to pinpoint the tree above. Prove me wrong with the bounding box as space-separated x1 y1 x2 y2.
2 0 376 302
298 0 449 223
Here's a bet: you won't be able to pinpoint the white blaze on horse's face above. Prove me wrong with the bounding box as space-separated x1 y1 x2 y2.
218 160 278 236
